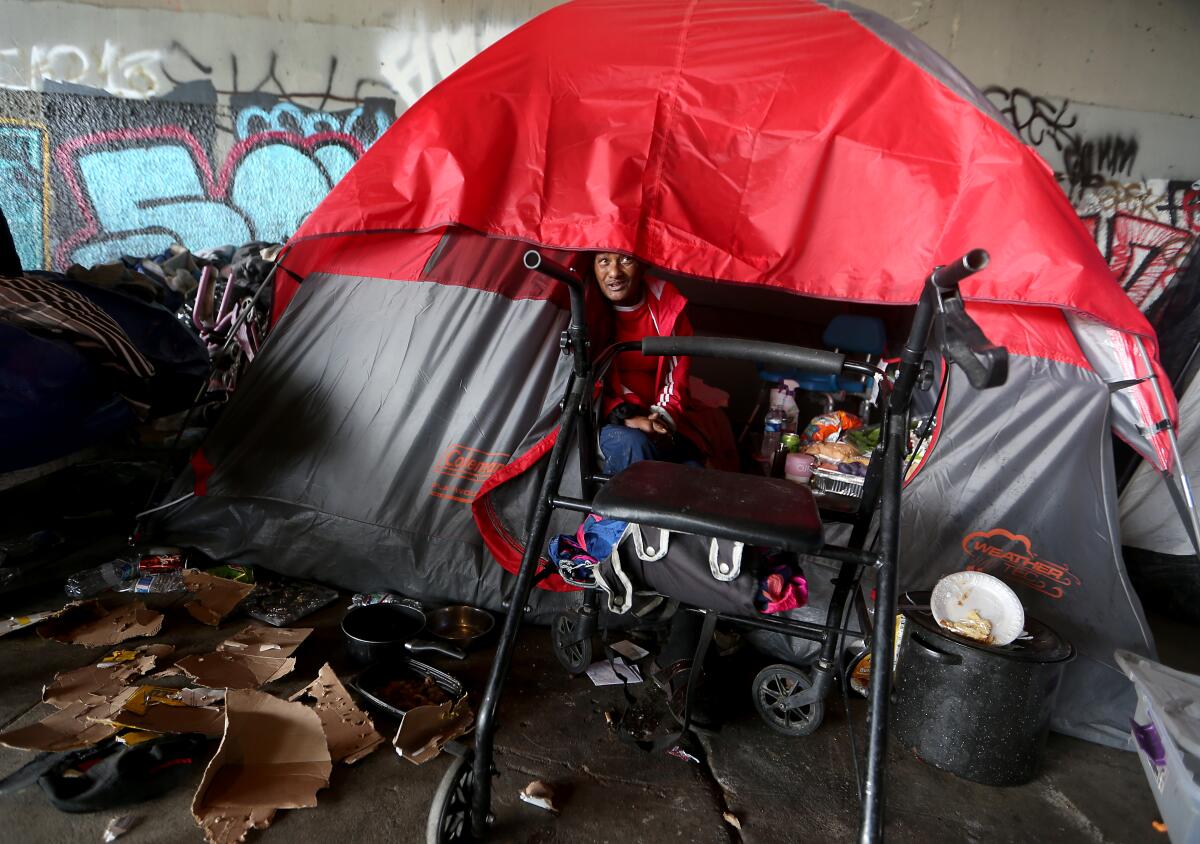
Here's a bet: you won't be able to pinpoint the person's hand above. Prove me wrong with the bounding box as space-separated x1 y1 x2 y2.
626 415 670 436
648 411 671 436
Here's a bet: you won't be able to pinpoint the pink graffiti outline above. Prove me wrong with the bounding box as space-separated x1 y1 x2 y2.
54 124 365 268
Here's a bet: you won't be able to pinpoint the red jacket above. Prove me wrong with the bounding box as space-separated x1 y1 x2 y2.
589 277 693 432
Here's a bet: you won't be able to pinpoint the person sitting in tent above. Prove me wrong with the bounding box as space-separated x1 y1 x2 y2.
588 251 715 725
590 251 702 474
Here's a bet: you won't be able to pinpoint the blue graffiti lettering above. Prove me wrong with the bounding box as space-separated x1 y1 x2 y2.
71 143 252 265
0 122 49 270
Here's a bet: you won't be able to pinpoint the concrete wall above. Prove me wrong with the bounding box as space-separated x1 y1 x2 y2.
1 0 1197 307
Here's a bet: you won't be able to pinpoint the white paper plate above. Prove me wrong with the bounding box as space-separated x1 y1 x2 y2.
931 571 1024 646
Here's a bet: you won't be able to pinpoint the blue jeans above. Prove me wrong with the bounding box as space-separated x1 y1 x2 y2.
599 424 659 475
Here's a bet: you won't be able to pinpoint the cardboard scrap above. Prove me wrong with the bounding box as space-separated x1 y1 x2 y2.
0 700 121 752
289 663 385 765
393 696 474 765
183 571 256 627
37 600 164 647
0 642 176 752
192 689 332 844
43 644 174 708
97 685 226 737
174 625 311 690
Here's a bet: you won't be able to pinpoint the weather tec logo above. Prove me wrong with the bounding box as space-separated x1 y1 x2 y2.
961 528 1081 599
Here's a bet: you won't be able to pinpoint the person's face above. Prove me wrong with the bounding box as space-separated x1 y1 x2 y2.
593 252 644 305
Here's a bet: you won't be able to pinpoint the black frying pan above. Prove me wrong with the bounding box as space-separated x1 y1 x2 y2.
342 602 464 663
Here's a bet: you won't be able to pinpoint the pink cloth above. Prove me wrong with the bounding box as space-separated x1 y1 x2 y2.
762 569 809 614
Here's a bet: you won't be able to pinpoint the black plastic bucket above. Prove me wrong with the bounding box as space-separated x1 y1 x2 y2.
891 594 1074 786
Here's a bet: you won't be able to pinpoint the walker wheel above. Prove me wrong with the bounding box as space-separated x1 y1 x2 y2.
426 749 478 843
752 664 824 737
551 611 593 675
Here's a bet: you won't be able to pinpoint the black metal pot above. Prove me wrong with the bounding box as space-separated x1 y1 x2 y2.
341 602 464 664
891 594 1073 786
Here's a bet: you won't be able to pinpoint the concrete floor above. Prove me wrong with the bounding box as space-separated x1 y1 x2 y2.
0 587 1178 844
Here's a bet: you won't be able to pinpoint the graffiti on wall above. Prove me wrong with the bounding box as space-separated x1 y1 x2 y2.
0 117 51 270
0 15 511 271
984 86 1142 197
985 85 1199 313
34 81 395 267
1075 179 1200 312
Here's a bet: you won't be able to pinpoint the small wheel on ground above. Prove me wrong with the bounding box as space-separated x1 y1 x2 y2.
426 749 477 843
551 611 593 675
752 663 825 737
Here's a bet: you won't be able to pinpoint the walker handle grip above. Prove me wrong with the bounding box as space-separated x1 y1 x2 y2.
642 336 846 375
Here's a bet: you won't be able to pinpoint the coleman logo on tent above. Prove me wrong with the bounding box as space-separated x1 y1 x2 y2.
430 444 510 505
961 528 1082 600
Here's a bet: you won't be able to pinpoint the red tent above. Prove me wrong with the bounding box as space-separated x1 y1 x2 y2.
164 0 1173 746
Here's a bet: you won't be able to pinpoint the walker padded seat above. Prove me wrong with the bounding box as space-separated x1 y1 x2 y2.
592 461 824 552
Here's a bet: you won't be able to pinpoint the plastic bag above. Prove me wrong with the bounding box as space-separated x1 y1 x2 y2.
240 579 339 626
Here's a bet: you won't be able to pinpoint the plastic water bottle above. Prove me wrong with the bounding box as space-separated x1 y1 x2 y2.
65 558 139 598
761 397 786 459
128 572 186 594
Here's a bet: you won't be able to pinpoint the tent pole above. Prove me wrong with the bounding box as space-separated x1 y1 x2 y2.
1134 337 1200 556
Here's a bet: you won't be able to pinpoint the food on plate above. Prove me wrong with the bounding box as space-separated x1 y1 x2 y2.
939 609 993 643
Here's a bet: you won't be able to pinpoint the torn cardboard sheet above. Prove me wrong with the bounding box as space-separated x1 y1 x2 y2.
183 571 256 627
393 696 474 765
37 601 164 647
43 644 174 709
97 685 226 737
0 701 121 752
218 625 310 655
192 689 332 844
289 663 384 765
174 625 311 690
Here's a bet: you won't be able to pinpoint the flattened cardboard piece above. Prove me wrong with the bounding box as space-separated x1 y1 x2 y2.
217 625 310 656
289 663 385 765
98 685 226 737
192 690 332 844
174 653 297 690
37 601 164 647
183 571 255 627
0 701 120 752
393 697 474 765
175 625 311 690
43 644 174 708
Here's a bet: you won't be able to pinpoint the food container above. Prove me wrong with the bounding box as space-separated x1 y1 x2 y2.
1116 650 1200 843
784 453 815 483
892 592 1073 785
810 466 865 498
349 658 465 719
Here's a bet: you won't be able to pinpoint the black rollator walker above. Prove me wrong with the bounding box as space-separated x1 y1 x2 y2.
427 247 1007 843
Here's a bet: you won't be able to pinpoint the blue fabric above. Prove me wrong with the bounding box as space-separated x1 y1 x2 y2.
0 323 136 471
548 513 629 587
599 424 658 475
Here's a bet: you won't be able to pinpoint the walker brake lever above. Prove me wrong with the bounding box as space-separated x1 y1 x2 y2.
935 295 1008 390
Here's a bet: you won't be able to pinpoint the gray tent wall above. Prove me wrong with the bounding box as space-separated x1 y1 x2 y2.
900 359 1155 748
157 236 582 621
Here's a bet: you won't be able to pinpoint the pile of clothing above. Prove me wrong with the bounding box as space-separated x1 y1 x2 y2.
0 209 281 474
